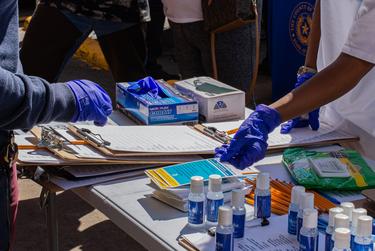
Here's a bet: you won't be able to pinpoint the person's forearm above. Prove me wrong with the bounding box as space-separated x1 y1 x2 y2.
271 53 374 122
304 0 321 70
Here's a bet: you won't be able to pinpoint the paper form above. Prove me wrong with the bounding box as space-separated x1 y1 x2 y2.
180 215 325 251
17 149 62 164
74 125 221 153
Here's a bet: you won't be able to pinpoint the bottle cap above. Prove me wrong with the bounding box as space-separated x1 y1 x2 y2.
334 228 351 249
299 192 314 210
218 206 233 227
352 208 367 227
302 208 318 229
291 186 305 205
340 202 354 221
356 215 373 237
232 189 244 208
334 214 350 229
256 173 270 190
208 174 222 193
190 176 204 194
328 207 344 227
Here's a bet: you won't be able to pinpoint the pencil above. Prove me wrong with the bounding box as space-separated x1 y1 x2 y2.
226 128 239 135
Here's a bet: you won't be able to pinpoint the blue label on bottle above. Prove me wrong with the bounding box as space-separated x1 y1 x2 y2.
216 232 233 251
299 235 319 251
288 210 298 235
325 233 332 251
233 214 245 238
188 200 204 225
297 216 303 241
255 195 271 218
351 234 355 249
352 242 373 251
206 198 224 222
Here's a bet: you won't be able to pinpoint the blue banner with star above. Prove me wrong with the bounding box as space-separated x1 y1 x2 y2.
268 0 316 100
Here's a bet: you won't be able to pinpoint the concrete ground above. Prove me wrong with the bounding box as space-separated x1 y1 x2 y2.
14 47 272 250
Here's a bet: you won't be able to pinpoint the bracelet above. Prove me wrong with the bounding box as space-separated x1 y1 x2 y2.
297 66 317 77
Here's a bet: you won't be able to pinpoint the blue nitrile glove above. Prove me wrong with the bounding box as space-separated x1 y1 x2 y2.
280 72 320 134
67 80 112 126
127 76 160 99
215 105 281 169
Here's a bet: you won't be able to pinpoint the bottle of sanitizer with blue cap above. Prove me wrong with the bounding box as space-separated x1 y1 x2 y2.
216 206 234 251
299 208 319 251
232 189 246 238
188 176 205 228
206 175 224 226
288 186 305 235
326 207 345 251
353 215 374 251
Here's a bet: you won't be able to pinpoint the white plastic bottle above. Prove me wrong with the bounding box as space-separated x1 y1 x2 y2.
353 215 373 251
188 176 205 228
351 208 367 249
333 228 352 251
333 214 351 248
232 189 246 238
299 208 319 251
297 192 314 241
288 186 305 235
341 202 355 226
254 173 271 220
206 175 224 226
216 206 234 251
326 207 345 251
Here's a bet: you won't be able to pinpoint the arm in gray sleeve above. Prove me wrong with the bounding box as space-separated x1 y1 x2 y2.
0 67 76 130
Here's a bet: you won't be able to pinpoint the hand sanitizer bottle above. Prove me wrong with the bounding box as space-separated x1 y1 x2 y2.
297 192 314 241
188 176 205 228
299 208 319 251
254 173 271 221
326 207 344 251
333 228 352 251
288 186 305 235
206 175 224 226
333 214 350 248
216 206 234 251
353 215 373 251
341 202 355 227
351 208 367 249
232 189 246 238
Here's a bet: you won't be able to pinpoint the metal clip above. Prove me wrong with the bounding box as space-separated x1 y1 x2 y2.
38 126 76 154
76 128 111 148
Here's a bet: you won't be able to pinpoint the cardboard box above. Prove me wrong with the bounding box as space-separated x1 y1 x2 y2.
116 80 199 125
174 77 245 122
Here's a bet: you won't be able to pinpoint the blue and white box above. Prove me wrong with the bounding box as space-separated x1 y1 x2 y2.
116 80 199 125
174 77 245 122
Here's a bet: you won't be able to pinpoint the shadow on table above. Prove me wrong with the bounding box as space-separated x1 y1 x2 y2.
137 195 186 221
14 190 146 251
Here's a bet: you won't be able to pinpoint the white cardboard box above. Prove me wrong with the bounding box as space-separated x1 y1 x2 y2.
174 77 245 122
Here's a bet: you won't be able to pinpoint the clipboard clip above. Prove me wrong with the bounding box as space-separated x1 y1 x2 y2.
193 124 231 144
76 128 111 148
38 126 76 154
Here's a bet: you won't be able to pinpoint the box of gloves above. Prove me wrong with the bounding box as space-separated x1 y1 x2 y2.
174 77 245 122
116 77 199 125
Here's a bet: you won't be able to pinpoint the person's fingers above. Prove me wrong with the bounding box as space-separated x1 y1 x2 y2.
214 146 228 158
309 109 320 131
94 116 108 127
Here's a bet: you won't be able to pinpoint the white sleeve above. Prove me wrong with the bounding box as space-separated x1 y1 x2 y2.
342 0 375 64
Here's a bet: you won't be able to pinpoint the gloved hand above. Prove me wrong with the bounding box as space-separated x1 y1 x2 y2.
127 76 160 99
280 72 320 134
215 105 281 169
67 80 112 126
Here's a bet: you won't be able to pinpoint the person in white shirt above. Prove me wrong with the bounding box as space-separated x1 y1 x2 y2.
216 0 375 169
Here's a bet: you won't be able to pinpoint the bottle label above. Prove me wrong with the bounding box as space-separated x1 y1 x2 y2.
299 235 318 251
233 214 245 238
297 216 303 241
350 234 354 249
255 195 271 218
206 198 224 222
352 242 373 251
188 200 204 225
216 232 233 251
288 210 298 235
325 232 332 251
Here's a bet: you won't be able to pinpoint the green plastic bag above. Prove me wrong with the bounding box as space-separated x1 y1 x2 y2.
282 148 375 190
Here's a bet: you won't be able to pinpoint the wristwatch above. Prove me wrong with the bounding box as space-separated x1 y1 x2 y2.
297 66 317 77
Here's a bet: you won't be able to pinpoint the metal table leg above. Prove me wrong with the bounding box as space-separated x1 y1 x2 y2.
40 188 59 251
